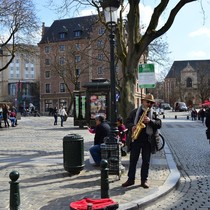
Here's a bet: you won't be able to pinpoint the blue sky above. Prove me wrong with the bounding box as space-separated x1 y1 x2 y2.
34 1 210 63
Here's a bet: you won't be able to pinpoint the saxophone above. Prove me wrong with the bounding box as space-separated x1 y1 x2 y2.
132 107 149 141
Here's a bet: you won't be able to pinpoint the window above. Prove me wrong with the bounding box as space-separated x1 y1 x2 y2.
59 32 66 39
97 40 104 47
59 45 65 51
98 54 103 61
9 84 16 96
75 55 81 63
98 27 105 35
45 46 50 53
97 67 104 75
45 71 50 78
45 59 50 65
75 43 80 50
45 84 50 93
74 30 81 37
75 68 80 77
44 100 53 112
60 83 66 92
59 57 65 65
186 77 192 87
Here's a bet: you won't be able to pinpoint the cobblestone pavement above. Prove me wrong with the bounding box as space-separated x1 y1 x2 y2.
0 113 179 210
145 111 210 210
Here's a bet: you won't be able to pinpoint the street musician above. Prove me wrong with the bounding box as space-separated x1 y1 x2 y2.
122 93 162 188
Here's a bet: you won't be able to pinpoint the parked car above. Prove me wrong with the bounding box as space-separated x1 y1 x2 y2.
174 102 188 112
160 103 172 110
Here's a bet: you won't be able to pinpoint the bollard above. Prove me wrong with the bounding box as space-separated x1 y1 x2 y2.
175 115 177 119
187 115 189 120
100 159 109 198
163 114 165 119
9 171 20 210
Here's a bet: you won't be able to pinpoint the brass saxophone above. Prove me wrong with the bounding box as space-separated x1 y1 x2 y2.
132 107 149 141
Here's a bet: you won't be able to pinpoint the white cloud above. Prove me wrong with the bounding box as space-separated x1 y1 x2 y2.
189 27 210 38
188 50 207 58
78 9 97 17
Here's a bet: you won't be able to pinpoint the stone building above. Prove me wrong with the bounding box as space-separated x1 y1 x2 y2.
0 45 40 111
164 59 210 108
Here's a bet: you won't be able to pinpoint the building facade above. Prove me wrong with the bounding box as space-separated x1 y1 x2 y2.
0 45 40 111
164 60 210 108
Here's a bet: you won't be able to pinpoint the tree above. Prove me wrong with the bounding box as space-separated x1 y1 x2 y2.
47 42 95 113
0 0 39 72
196 63 210 103
48 0 198 118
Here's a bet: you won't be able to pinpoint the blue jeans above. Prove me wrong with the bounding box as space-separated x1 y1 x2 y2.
89 145 101 165
60 116 64 126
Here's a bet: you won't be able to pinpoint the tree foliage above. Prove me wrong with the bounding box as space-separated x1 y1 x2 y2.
49 0 199 118
0 0 39 71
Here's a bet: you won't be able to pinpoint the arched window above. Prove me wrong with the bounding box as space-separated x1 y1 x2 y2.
186 77 192 87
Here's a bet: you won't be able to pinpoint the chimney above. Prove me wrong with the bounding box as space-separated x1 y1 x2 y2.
42 22 45 38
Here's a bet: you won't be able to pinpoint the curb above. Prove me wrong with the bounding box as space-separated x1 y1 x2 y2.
118 142 180 210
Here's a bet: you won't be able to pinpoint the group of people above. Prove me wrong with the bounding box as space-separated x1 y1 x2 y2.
191 107 208 123
52 106 68 127
0 104 17 128
88 93 162 189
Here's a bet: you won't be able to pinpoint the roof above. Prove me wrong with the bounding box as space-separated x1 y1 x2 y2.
165 59 210 79
39 15 99 44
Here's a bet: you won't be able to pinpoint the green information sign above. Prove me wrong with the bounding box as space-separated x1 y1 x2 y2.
138 64 156 88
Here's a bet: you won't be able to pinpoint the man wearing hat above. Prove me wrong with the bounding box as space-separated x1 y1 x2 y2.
122 93 162 188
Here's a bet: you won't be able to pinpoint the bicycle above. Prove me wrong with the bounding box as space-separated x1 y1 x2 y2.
157 133 165 151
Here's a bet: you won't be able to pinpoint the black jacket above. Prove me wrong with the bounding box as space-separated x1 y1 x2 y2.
94 122 110 145
126 107 162 153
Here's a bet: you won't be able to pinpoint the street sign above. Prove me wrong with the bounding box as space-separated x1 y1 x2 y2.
138 64 156 88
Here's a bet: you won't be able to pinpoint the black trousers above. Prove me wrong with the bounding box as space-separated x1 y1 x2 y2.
128 139 151 182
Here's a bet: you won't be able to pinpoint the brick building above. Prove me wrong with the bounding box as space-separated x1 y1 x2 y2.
38 15 116 114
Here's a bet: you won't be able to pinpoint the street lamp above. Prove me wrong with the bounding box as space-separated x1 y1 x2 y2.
99 0 120 141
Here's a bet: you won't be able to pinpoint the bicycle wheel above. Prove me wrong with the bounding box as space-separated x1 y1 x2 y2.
157 133 165 151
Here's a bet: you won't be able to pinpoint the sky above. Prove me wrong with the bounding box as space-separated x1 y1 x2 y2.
34 0 210 65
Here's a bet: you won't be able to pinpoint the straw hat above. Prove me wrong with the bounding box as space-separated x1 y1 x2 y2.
142 93 155 103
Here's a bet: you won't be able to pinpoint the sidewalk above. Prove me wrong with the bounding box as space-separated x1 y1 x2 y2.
0 116 180 210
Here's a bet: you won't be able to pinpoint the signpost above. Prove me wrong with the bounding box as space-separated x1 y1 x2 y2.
138 64 156 88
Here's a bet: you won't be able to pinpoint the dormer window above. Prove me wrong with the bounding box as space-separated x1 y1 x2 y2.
74 30 82 38
59 32 67 39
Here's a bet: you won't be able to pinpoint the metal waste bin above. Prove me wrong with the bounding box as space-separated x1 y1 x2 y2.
63 134 84 174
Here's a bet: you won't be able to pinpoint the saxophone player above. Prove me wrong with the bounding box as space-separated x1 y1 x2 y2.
122 93 162 188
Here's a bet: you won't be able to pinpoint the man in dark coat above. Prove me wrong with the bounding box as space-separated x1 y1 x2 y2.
122 93 162 188
205 108 210 141
89 115 110 166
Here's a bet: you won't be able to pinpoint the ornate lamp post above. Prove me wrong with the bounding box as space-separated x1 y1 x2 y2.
99 0 120 141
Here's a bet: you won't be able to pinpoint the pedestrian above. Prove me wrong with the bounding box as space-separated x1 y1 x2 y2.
191 108 197 121
9 110 17 127
205 108 210 142
89 115 110 166
122 93 162 188
58 106 67 127
53 106 58 125
199 108 205 124
2 104 10 128
117 116 127 156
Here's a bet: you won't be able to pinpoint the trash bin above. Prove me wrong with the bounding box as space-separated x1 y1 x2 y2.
63 134 84 174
